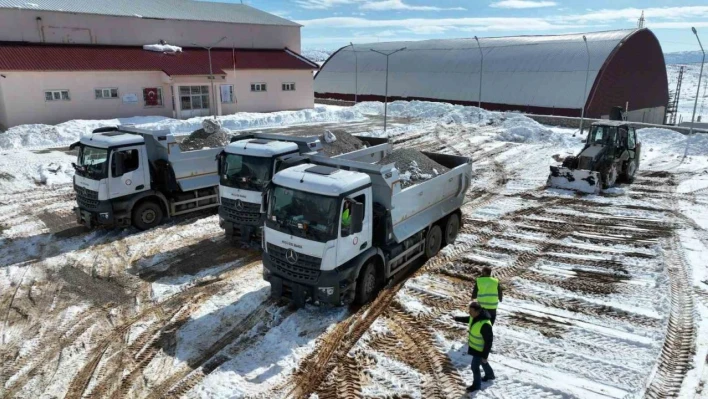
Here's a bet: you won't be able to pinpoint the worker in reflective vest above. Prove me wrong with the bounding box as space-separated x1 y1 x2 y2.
454 301 495 392
472 266 502 324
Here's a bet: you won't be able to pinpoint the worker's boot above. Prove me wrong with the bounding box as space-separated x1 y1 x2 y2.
482 375 495 382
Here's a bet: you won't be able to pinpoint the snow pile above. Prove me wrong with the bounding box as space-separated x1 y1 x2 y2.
496 113 569 145
0 107 366 150
639 128 708 155
356 100 494 125
0 149 75 194
0 116 170 150
143 43 182 53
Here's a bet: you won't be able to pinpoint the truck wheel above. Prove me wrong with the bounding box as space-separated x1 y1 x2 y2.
424 225 442 259
601 164 618 189
355 261 378 305
621 160 637 183
133 201 163 230
443 213 460 246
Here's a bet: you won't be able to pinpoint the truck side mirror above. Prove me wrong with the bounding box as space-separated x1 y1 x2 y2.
351 202 364 234
113 152 126 177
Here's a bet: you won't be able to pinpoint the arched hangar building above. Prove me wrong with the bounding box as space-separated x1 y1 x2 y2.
315 29 669 124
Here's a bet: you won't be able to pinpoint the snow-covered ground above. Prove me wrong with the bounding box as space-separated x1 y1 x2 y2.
1 101 707 399
667 63 708 124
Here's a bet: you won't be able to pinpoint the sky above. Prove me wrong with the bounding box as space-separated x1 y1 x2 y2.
214 0 708 53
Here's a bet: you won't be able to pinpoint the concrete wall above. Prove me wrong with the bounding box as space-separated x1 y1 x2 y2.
0 71 172 126
225 70 314 113
600 106 666 125
0 69 314 127
0 9 301 52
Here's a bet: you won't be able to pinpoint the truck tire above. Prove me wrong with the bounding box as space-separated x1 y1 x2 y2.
424 225 442 259
355 261 378 305
133 201 163 230
443 213 460 246
601 164 618 189
621 160 637 183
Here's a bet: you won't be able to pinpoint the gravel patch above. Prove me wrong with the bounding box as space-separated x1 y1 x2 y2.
287 129 366 156
377 148 450 188
178 128 230 151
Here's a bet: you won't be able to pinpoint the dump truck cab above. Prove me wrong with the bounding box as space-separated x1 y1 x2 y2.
548 121 641 194
218 134 323 243
71 126 222 230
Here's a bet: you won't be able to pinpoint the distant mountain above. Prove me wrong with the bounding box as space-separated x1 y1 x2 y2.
301 49 334 63
664 51 704 64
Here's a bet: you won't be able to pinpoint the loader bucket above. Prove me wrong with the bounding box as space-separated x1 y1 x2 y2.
547 166 601 194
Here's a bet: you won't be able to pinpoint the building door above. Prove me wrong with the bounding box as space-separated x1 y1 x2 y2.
179 86 211 118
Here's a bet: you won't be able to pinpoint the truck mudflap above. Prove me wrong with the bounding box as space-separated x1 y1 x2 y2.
262 253 358 307
547 166 600 194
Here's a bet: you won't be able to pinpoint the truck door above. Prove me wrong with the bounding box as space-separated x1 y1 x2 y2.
336 190 371 267
109 146 148 199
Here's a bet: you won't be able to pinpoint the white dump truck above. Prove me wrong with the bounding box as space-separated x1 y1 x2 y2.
262 149 472 306
71 126 221 230
218 133 390 243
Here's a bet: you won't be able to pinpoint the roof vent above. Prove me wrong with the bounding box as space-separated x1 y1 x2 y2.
249 139 271 145
306 165 340 176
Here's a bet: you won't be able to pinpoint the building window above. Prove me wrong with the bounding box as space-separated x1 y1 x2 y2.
282 83 296 92
95 88 119 99
143 87 164 107
220 84 234 103
179 86 210 110
45 90 70 101
251 83 267 92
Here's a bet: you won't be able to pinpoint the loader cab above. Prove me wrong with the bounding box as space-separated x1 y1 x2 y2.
72 130 150 201
586 123 637 152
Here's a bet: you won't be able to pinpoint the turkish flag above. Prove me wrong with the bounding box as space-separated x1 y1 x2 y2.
144 88 159 106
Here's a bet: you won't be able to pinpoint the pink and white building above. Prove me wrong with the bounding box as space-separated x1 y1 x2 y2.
0 0 318 129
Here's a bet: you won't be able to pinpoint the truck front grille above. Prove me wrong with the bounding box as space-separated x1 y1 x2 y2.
221 197 261 224
267 244 322 283
75 185 99 210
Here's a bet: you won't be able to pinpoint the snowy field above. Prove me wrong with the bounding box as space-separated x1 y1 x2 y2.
1 101 708 399
667 63 708 124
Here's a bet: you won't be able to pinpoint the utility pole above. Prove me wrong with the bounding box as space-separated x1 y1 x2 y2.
685 27 705 160
474 36 483 110
191 36 227 117
578 35 590 137
351 42 358 103
370 47 406 133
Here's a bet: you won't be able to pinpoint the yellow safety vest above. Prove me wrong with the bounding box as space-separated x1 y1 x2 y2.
342 209 351 227
468 318 492 352
476 277 499 310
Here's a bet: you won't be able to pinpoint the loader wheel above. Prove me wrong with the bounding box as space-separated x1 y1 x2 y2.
621 160 637 183
561 156 578 169
444 213 460 246
601 164 618 189
355 261 378 305
133 201 163 230
424 225 443 260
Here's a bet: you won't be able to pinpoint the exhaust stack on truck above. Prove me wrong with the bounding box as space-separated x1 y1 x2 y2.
71 126 222 230
262 147 472 307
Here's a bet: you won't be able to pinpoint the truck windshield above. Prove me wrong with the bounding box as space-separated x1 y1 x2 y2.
267 185 339 242
221 153 272 191
76 145 109 179
587 126 617 145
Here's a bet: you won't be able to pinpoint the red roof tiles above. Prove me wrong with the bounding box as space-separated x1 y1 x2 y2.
0 43 318 75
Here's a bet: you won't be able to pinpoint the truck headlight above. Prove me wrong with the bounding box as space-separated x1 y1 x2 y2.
99 212 109 219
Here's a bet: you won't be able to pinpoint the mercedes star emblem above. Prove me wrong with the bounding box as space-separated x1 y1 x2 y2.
234 199 244 211
286 249 298 264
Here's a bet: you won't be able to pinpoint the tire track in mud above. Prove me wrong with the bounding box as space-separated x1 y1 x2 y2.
146 298 290 399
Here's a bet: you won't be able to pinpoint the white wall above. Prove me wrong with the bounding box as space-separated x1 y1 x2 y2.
0 10 301 52
224 70 314 113
0 71 172 127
